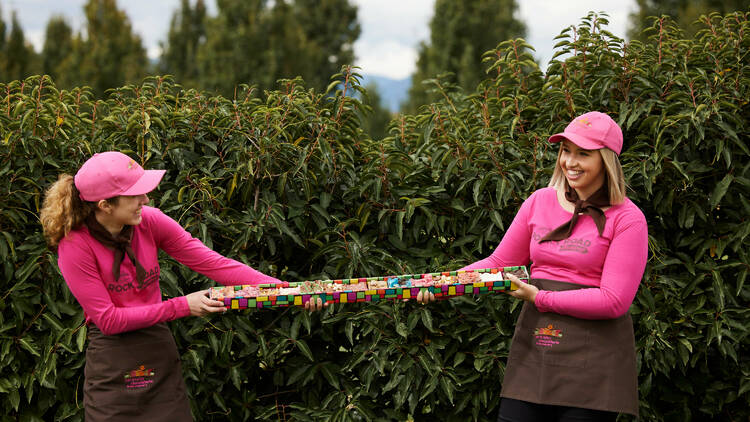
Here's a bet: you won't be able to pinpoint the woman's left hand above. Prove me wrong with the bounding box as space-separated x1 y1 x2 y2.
304 296 328 312
505 274 539 303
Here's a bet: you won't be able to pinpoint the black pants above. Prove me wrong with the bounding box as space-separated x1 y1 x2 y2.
498 398 618 422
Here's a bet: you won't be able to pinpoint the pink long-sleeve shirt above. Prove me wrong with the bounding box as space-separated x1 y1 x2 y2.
463 187 648 320
58 206 280 335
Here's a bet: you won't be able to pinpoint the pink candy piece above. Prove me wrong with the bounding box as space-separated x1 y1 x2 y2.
346 282 369 291
412 278 433 287
457 272 482 284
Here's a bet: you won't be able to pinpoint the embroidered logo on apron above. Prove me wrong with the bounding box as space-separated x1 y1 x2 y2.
124 365 155 389
534 324 563 347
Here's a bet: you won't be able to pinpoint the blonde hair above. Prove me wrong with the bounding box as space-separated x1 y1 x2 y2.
548 146 626 204
40 174 97 247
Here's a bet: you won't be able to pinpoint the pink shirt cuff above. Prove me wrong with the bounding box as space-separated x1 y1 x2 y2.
534 290 550 312
175 296 192 319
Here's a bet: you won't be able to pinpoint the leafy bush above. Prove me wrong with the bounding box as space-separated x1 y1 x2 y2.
0 11 748 422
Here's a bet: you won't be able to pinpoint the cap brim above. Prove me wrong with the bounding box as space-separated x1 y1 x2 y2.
120 169 165 196
548 132 603 150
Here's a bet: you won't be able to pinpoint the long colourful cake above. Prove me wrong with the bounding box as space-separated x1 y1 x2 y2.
210 267 529 309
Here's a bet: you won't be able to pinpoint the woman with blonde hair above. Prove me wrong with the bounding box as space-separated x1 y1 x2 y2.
422 112 648 421
41 151 323 421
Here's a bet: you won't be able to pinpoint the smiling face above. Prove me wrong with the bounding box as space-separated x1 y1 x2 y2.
110 194 150 226
96 194 150 235
558 139 606 199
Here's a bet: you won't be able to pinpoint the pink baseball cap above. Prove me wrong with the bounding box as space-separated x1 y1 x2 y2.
548 111 623 155
74 152 165 201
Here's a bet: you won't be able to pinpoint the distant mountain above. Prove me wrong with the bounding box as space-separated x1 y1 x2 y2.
147 63 412 112
360 74 412 113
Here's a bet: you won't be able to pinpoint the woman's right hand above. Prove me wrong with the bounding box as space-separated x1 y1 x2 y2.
186 290 227 317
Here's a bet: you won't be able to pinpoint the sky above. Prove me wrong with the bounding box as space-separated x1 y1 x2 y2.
2 0 637 80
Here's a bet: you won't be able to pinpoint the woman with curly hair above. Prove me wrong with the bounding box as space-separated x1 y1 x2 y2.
41 151 324 421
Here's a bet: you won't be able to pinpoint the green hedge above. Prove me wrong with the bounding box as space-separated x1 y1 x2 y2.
0 11 748 421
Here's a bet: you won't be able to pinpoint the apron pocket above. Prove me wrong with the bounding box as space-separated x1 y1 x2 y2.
85 339 182 407
84 323 188 414
510 305 591 368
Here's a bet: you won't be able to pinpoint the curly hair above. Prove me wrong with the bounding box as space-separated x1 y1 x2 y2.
40 174 96 247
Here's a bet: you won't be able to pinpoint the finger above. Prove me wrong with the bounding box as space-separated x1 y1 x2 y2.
204 304 227 313
202 296 225 307
201 294 226 308
306 298 319 312
506 274 521 284
317 297 324 311
506 273 524 289
199 289 213 301
416 290 423 302
429 292 435 302
507 273 525 284
504 289 523 300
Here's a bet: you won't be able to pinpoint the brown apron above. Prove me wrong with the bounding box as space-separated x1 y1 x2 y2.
500 279 639 417
84 322 193 421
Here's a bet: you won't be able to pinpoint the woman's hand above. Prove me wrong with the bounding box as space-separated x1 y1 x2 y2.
187 289 227 316
304 296 328 312
505 274 539 303
415 289 435 304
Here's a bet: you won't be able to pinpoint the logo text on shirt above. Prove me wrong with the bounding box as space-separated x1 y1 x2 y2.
107 266 159 292
533 228 590 254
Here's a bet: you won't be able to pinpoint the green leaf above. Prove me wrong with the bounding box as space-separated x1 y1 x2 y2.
295 340 314 362
711 270 725 309
76 325 87 352
677 338 692 367
212 392 227 412
320 363 341 389
9 389 20 411
290 315 300 340
439 376 454 404
709 174 733 210
396 322 409 338
230 366 241 390
345 319 354 345
453 352 466 367
18 337 40 357
396 211 405 240
420 308 434 332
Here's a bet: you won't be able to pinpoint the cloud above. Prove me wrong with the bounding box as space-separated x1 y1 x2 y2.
25 30 45 51
351 0 433 79
354 39 418 80
4 0 182 56
351 0 432 44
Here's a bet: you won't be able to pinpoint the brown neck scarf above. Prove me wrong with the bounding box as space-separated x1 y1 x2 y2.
85 214 146 286
539 183 610 243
